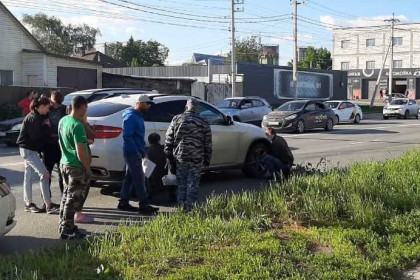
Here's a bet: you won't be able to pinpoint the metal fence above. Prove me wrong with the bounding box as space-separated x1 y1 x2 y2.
0 86 72 105
103 65 232 77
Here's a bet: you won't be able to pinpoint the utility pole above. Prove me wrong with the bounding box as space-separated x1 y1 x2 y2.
385 13 400 96
370 37 392 107
291 0 302 99
230 0 244 97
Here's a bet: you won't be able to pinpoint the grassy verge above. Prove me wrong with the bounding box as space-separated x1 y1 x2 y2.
360 105 384 114
4 151 420 279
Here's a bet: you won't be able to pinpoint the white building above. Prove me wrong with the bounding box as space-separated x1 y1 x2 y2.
0 2 102 88
333 23 420 99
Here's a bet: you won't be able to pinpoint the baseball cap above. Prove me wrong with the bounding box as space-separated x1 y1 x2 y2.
137 95 154 104
186 98 198 107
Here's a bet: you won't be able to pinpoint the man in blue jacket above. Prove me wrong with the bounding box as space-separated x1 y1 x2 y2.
118 95 159 215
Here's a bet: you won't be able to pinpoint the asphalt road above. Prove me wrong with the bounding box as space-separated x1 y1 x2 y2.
2 114 420 258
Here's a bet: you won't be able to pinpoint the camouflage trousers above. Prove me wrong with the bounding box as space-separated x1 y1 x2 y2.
176 163 202 212
59 165 90 234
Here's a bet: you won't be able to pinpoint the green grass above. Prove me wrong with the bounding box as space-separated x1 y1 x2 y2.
5 151 420 279
360 105 384 114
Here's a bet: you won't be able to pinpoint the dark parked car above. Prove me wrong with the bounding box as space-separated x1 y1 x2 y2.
262 100 335 133
0 117 24 146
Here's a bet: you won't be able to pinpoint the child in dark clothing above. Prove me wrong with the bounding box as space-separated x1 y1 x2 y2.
147 133 177 202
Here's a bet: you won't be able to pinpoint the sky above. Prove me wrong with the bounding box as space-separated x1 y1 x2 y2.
4 0 420 65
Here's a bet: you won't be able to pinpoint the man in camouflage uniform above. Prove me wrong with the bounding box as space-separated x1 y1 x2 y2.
58 96 91 240
164 98 212 212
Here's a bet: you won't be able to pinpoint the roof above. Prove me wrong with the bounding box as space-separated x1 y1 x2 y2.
95 94 192 106
0 2 46 52
192 53 226 65
0 2 101 66
78 51 126 68
333 22 420 31
22 49 101 66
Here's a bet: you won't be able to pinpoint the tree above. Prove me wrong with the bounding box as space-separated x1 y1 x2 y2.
107 36 169 67
23 13 100 56
227 37 262 64
298 47 332 69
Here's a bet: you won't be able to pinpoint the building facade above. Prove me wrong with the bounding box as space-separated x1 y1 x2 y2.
332 23 420 99
0 2 102 89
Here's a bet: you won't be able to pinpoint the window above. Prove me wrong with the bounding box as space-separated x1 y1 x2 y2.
87 103 130 117
393 37 403 46
366 39 376 47
341 62 350 70
305 103 316 111
393 60 403 68
341 40 350 49
87 94 109 103
409 100 416 105
366 61 375 69
338 103 346 110
0 70 13 85
197 102 226 125
143 100 187 122
345 102 355 108
240 100 253 109
251 100 264 107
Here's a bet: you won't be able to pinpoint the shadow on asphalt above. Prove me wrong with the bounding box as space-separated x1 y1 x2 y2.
328 129 398 135
0 236 62 256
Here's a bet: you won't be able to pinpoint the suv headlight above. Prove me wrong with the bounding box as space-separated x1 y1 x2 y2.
10 123 22 131
285 114 297 121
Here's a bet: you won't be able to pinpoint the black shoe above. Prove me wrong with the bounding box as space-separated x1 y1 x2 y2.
24 203 43 213
60 230 86 240
138 205 159 215
117 202 138 212
46 203 60 214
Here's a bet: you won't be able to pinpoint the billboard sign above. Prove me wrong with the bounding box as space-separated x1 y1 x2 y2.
274 69 333 100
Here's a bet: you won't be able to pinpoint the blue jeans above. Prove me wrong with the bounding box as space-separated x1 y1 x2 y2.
120 153 150 207
261 155 290 178
176 163 202 211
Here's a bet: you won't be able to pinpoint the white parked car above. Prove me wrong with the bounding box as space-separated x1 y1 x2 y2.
383 98 419 119
0 176 16 237
324 101 363 124
217 97 272 125
87 94 271 182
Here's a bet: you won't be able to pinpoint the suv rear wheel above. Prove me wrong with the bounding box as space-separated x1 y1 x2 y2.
243 142 269 178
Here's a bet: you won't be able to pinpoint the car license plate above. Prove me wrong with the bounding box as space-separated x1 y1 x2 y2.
268 122 279 126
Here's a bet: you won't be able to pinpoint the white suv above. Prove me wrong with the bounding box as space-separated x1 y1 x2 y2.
0 176 16 237
87 94 270 182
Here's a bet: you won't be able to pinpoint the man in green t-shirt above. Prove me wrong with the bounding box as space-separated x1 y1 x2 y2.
58 96 91 240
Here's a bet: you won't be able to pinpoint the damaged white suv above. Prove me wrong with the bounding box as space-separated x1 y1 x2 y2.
87 94 270 183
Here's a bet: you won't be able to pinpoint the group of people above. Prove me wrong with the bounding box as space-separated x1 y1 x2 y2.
16 90 294 240
17 91 94 239
117 96 213 214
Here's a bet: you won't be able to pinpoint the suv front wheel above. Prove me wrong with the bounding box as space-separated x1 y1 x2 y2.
243 142 269 178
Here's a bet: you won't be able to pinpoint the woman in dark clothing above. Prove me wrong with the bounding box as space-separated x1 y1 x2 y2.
16 97 60 214
44 91 67 194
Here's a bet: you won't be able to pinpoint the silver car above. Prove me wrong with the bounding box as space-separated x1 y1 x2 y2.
217 97 272 125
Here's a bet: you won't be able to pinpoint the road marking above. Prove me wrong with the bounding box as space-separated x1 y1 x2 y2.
0 162 23 167
350 142 363 145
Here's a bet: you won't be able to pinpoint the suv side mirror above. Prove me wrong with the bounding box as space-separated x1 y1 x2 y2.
226 115 234 125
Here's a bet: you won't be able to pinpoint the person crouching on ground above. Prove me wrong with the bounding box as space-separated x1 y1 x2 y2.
261 128 294 180
164 98 212 212
17 97 60 214
58 96 91 239
147 133 177 203
117 95 159 215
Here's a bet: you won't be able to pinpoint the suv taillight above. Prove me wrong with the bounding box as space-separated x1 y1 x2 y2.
93 125 123 139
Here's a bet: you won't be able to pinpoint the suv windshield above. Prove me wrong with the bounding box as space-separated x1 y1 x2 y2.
217 100 240 109
390 99 408 105
325 102 340 109
277 102 306 111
